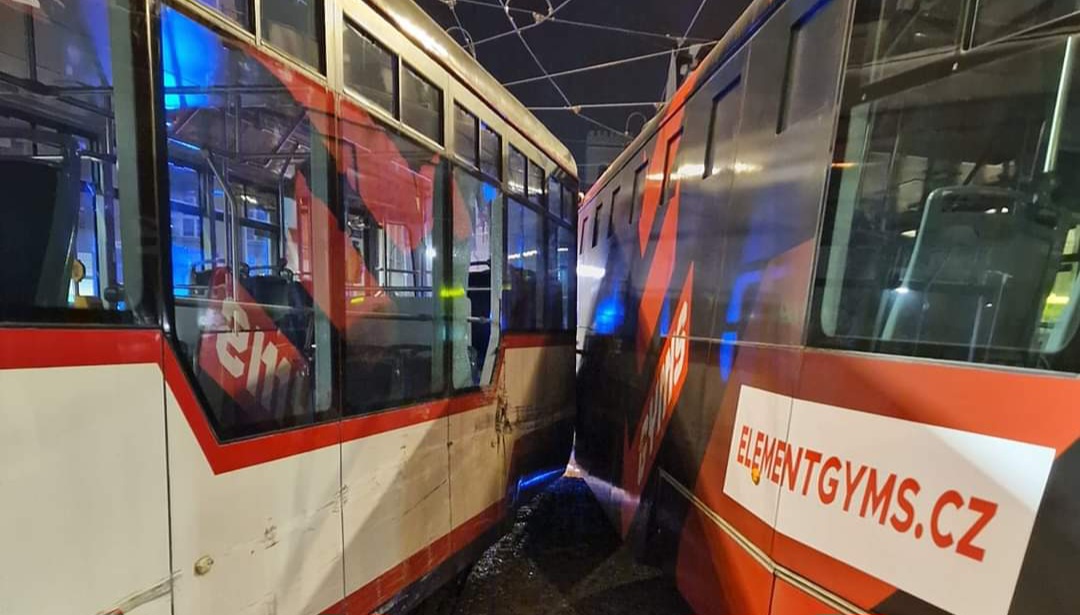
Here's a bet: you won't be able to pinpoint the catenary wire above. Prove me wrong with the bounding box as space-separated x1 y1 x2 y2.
502 45 710 87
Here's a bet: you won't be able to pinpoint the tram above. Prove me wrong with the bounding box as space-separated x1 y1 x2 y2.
0 0 577 612
576 1 1080 615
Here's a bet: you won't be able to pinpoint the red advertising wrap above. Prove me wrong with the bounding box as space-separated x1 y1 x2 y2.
621 266 694 535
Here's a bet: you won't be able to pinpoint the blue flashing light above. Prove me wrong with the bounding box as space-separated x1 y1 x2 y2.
161 6 220 111
726 270 763 323
719 331 738 381
593 291 625 335
516 467 565 492
168 138 202 152
658 298 672 338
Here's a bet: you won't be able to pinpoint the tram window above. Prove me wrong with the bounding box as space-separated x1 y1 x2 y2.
546 223 574 330
162 5 333 439
508 146 527 196
778 0 840 134
974 0 1080 46
548 176 563 217
0 0 155 323
847 0 964 69
661 133 682 205
504 198 544 330
630 162 647 223
608 187 619 237
563 184 576 220
579 217 588 254
0 4 29 80
814 35 1080 373
704 78 742 178
454 104 478 167
592 203 604 247
343 22 397 115
480 123 501 179
339 98 447 413
451 170 501 388
193 0 250 28
401 65 442 144
528 159 545 205
261 0 324 71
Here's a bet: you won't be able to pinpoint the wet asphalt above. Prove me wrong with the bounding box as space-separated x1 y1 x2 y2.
449 477 694 615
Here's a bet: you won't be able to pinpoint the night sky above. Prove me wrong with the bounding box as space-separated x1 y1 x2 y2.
413 0 753 176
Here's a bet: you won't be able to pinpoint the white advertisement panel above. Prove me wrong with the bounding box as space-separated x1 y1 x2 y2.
724 385 1054 615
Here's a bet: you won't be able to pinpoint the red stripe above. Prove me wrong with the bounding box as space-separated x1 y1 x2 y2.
502 332 576 348
339 390 494 442
165 345 496 475
323 500 506 615
0 328 161 370
799 350 1080 455
635 184 681 370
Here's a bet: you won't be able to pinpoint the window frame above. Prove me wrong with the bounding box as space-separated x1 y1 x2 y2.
660 130 683 206
704 77 742 179
508 145 527 197
453 103 480 169
258 0 327 74
630 161 647 223
400 61 444 145
479 122 502 181
527 158 545 206
342 19 399 117
608 187 619 237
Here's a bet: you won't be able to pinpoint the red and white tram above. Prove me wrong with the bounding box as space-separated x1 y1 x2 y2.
577 1 1080 614
0 0 577 613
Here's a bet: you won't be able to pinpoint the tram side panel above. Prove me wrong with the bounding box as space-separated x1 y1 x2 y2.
579 0 1080 614
675 0 852 613
576 0 843 611
0 332 172 615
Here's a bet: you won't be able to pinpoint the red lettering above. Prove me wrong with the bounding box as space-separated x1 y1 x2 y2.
842 461 868 512
762 437 778 481
752 432 765 470
957 497 998 562
889 478 920 533
859 469 896 524
931 490 964 549
783 446 804 492
818 456 841 504
802 450 823 496
770 441 786 485
737 425 751 465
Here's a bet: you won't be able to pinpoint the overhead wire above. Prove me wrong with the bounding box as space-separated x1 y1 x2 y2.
444 1 477 57
448 0 710 45
682 0 710 40
472 0 574 46
657 0 712 101
544 16 712 44
494 0 574 106
440 0 646 141
503 45 712 87
528 102 663 111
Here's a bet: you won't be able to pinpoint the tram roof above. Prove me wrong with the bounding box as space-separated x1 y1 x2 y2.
370 0 577 177
584 0 783 202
